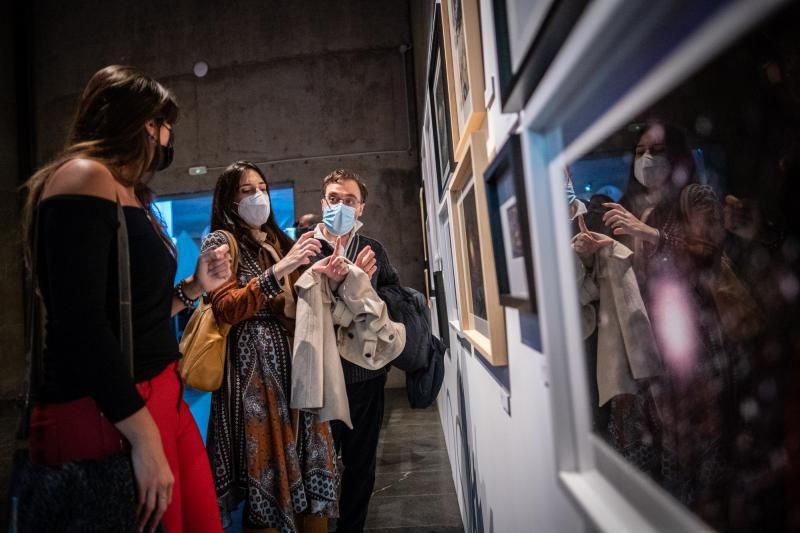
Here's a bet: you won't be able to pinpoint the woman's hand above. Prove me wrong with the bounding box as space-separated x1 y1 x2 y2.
131 438 174 532
354 245 377 279
574 216 614 256
273 231 322 279
602 202 659 243
312 236 348 287
115 409 174 533
188 244 232 297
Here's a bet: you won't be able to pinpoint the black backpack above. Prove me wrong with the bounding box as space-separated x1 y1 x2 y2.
379 286 446 408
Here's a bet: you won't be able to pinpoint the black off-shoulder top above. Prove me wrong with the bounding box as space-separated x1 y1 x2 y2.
35 195 181 422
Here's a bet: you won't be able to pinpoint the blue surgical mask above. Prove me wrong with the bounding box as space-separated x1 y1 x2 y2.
323 202 357 236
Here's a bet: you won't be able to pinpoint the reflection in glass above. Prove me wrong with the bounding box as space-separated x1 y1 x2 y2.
462 186 488 326
565 4 800 530
433 54 453 186
500 198 529 300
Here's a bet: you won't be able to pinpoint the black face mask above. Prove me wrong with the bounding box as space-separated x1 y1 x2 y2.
149 127 175 172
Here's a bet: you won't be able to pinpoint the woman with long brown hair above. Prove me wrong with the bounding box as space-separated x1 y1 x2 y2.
201 161 339 533
575 120 738 526
22 65 230 532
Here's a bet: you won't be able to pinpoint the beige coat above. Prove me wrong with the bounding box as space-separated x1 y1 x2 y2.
290 257 406 428
575 240 662 406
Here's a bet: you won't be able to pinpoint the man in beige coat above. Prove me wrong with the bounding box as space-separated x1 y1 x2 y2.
303 169 402 533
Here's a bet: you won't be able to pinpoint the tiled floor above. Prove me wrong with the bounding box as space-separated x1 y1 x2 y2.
210 386 465 533
363 389 464 533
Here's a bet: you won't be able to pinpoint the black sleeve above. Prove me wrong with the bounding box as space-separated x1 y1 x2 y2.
40 198 144 423
374 241 400 289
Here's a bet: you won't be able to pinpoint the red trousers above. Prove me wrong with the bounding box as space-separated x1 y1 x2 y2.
30 362 222 533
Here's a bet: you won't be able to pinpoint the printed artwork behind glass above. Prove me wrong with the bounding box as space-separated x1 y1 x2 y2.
462 186 488 335
500 199 528 300
430 4 454 197
433 54 453 192
562 4 800 531
450 0 470 129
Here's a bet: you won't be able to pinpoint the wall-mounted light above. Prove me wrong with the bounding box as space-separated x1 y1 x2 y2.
189 166 208 176
193 61 209 78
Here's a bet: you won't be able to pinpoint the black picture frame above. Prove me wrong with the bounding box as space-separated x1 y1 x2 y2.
483 134 537 312
428 4 455 198
492 0 589 113
433 270 450 351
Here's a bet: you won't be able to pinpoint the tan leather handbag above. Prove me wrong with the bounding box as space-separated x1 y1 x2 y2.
178 230 239 391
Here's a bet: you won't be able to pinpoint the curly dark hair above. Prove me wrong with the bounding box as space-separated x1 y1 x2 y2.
322 169 368 203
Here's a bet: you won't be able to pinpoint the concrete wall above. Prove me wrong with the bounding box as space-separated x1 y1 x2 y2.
410 0 435 130
0 7 26 398
30 0 424 294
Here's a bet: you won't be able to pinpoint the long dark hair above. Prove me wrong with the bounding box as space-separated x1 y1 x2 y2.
22 65 179 263
620 119 697 218
210 161 294 256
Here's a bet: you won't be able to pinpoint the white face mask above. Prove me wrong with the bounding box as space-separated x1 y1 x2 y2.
634 153 671 189
237 190 271 229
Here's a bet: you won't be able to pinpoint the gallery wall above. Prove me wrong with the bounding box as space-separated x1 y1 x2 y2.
412 1 583 531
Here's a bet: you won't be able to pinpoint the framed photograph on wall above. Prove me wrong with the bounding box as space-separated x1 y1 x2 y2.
442 0 486 162
433 270 450 350
438 197 460 336
450 129 507 366
492 0 589 112
484 134 537 312
420 186 432 304
429 4 456 199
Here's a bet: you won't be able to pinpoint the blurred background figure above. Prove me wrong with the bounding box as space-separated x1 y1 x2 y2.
295 213 321 238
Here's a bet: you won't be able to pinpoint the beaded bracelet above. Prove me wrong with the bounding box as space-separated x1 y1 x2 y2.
174 279 199 309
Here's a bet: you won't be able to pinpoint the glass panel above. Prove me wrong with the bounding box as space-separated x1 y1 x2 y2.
269 183 296 235
561 4 800 530
440 207 459 323
433 52 454 188
461 185 489 334
507 0 553 72
154 194 213 285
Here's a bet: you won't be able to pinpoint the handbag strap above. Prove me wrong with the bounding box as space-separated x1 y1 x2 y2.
17 195 134 439
217 229 240 275
116 199 134 375
17 207 42 441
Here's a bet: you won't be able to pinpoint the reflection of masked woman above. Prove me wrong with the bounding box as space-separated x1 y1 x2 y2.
612 122 734 521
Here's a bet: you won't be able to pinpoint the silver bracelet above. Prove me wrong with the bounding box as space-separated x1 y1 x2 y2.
174 279 198 309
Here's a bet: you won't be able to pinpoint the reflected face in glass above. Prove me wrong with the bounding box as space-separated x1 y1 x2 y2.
564 3 800 529
462 187 487 321
235 169 268 204
634 124 667 159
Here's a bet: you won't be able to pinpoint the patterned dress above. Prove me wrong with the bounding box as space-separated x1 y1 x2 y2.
201 231 338 531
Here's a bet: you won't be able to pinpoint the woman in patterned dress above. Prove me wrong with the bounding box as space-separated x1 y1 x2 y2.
201 161 338 533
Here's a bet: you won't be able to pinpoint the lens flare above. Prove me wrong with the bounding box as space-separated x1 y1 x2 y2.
650 279 698 380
